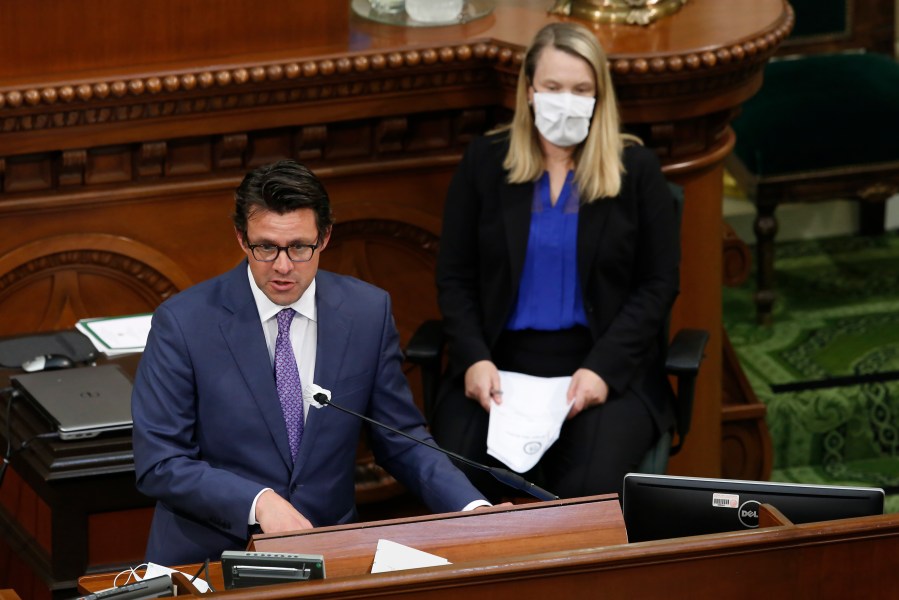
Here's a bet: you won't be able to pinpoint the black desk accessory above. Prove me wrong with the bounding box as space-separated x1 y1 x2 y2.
221 550 326 589
71 574 173 599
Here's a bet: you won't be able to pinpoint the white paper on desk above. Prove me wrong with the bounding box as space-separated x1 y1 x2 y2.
76 313 152 355
487 371 571 473
140 562 210 593
370 539 451 573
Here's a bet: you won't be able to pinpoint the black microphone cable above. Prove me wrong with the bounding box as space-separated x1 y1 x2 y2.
313 393 559 501
190 558 216 593
0 386 60 487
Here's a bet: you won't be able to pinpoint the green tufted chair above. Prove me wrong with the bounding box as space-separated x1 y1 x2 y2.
726 0 899 324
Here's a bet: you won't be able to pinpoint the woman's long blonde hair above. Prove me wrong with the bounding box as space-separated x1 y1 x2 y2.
498 22 634 202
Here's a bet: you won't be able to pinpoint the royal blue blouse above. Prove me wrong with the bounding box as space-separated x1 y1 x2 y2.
506 171 589 331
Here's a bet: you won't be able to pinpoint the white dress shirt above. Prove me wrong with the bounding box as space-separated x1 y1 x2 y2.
244 266 489 523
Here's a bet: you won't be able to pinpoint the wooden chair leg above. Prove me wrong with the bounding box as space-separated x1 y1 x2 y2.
753 204 778 325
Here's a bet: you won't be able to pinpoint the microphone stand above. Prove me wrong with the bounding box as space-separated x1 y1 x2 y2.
313 394 558 502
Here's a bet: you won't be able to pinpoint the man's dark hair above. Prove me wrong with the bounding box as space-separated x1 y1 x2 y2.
232 160 334 243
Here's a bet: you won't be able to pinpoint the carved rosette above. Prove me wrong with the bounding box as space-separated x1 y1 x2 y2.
324 219 440 340
0 235 193 334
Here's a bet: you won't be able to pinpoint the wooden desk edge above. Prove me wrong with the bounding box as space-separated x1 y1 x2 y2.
79 511 899 596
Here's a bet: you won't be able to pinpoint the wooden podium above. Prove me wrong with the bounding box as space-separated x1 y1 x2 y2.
77 495 899 597
247 494 628 578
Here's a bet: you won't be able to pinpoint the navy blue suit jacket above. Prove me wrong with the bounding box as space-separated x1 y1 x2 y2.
132 263 483 565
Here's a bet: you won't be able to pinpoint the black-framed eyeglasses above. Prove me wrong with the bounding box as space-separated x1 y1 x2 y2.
247 242 319 263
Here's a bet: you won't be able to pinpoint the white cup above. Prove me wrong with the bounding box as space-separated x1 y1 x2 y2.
405 0 464 22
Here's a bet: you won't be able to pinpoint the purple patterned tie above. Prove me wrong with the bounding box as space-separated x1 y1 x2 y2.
275 308 304 460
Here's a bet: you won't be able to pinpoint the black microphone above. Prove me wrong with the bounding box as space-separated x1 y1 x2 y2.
313 393 558 502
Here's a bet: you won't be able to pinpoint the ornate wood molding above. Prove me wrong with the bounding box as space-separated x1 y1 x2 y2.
0 109 492 205
0 45 501 136
0 6 792 140
0 4 794 220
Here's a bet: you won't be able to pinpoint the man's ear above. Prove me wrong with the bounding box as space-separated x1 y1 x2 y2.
235 227 248 251
318 227 332 252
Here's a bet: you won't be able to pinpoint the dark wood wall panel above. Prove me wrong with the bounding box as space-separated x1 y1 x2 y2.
166 138 213 176
4 156 52 193
87 509 154 569
85 147 132 185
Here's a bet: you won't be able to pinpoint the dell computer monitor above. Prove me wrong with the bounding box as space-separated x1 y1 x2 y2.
622 473 885 543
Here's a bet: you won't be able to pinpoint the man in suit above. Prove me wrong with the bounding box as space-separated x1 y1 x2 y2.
132 160 488 566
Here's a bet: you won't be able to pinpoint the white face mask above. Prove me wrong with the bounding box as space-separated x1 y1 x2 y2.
532 92 596 148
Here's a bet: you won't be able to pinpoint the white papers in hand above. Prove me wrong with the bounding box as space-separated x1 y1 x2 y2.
370 539 450 573
486 370 571 473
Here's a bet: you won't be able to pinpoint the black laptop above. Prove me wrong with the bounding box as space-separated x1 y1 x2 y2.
10 364 134 440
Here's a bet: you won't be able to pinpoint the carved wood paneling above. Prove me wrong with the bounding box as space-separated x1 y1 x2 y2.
325 123 374 162
0 48 499 143
0 234 192 335
215 134 247 171
0 0 791 479
0 112 487 205
165 138 212 177
85 147 131 186
60 150 87 187
324 219 441 344
4 156 52 193
0 4 792 164
297 126 327 163
0 465 53 600
0 4 791 593
376 118 408 154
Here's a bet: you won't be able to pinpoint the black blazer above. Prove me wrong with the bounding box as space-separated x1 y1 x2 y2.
436 132 680 430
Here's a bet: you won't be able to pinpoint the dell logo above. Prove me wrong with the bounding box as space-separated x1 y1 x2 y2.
738 500 761 528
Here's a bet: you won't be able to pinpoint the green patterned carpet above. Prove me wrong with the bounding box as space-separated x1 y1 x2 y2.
723 232 899 513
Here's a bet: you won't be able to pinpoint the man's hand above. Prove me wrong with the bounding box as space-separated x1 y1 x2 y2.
464 360 502 411
255 489 313 534
566 368 609 419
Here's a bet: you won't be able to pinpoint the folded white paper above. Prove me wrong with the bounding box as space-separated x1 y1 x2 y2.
370 539 450 573
486 370 571 473
142 562 210 593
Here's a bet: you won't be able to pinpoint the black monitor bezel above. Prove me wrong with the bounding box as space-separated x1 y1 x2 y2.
622 473 885 543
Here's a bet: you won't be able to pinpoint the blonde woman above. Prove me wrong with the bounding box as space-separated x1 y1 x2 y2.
431 22 680 501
